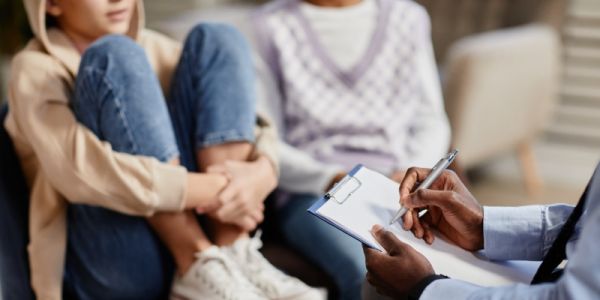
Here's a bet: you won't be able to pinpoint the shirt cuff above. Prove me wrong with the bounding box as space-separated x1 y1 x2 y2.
483 205 545 261
151 161 188 213
420 278 481 300
408 274 448 300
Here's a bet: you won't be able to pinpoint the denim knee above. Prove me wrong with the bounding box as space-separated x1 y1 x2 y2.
183 23 252 68
76 34 151 111
80 34 146 72
73 34 178 160
173 23 256 148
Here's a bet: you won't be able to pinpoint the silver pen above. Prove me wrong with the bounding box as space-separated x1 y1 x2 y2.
389 149 459 225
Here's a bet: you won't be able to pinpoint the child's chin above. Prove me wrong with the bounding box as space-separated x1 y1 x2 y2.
105 23 131 35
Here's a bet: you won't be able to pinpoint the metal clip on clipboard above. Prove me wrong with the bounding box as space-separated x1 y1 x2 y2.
324 175 362 204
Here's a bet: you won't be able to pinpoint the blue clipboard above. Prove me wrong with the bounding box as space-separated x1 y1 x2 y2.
307 164 382 250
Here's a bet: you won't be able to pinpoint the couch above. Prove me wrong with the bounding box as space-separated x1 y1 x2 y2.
0 104 34 299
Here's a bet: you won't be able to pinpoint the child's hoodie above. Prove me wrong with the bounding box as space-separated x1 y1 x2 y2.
4 1 277 298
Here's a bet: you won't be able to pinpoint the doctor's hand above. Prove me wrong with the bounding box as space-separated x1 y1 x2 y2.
390 170 406 183
399 167 484 251
363 225 434 298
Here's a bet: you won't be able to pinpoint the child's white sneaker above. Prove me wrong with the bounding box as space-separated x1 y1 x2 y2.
223 232 327 300
170 246 266 300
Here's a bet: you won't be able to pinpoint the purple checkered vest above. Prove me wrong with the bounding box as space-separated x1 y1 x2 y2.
254 0 430 171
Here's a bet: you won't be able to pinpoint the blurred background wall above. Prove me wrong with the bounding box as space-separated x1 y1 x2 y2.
550 0 600 148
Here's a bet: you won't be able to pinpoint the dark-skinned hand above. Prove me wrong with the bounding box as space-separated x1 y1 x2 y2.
363 225 434 299
399 167 484 251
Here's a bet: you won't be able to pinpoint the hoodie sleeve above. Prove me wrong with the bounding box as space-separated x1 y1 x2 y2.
8 51 187 217
252 113 280 174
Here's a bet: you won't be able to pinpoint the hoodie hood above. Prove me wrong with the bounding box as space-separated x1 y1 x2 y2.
22 0 145 75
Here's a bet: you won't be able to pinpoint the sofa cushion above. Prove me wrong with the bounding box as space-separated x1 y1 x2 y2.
0 104 34 299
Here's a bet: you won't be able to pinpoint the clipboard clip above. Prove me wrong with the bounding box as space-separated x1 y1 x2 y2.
324 175 362 204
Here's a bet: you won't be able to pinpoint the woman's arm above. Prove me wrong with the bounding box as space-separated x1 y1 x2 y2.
402 7 451 169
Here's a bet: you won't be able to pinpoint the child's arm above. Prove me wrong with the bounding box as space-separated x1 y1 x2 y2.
402 6 451 168
8 52 222 216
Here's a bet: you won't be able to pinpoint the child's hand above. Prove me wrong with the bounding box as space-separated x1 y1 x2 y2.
325 172 347 192
204 156 277 231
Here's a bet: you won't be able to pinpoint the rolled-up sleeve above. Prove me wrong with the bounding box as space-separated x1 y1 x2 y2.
483 204 574 261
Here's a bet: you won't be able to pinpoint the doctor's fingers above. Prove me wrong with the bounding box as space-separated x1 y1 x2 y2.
404 189 461 212
403 209 435 244
399 167 435 198
371 225 410 256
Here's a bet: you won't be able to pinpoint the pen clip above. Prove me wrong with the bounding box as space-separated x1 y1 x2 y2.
325 175 362 204
447 149 459 162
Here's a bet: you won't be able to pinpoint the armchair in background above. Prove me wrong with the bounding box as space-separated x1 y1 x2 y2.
443 25 561 195
418 0 566 195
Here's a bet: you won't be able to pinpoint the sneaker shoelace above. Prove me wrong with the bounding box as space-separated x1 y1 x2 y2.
243 232 301 296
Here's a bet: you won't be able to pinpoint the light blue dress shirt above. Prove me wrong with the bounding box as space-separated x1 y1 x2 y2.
421 167 600 299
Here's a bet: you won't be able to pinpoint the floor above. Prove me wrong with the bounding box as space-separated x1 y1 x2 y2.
468 137 599 207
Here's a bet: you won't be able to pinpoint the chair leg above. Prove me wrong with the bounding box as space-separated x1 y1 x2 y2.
517 142 542 196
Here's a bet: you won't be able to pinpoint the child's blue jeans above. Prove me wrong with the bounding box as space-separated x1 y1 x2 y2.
279 194 367 300
62 24 255 299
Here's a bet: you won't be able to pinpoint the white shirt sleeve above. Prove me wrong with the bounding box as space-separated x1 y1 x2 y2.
403 27 451 168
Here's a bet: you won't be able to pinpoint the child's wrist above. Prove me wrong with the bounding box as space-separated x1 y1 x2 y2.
184 173 228 209
326 172 347 192
254 155 277 177
254 155 278 192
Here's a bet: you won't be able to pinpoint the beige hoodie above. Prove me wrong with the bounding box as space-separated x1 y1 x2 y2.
4 1 278 299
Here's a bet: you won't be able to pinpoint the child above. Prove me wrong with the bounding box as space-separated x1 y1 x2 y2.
5 0 321 299
252 0 451 298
